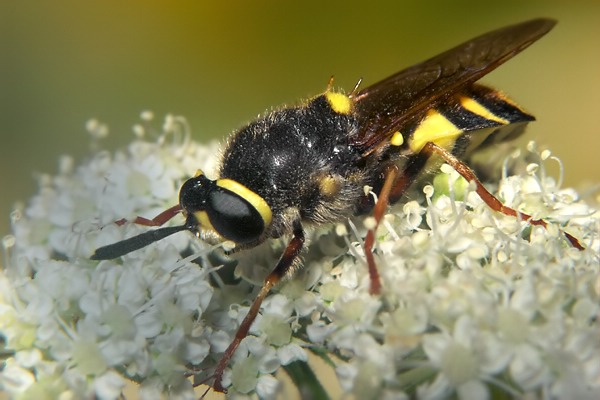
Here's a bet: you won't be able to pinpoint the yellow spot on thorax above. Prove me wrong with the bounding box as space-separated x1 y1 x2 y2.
318 175 341 197
325 92 353 115
390 131 404 146
409 109 462 152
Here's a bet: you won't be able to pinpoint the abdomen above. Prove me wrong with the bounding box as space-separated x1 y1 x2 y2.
397 84 534 158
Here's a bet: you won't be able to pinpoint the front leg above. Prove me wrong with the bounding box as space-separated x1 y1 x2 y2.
210 218 305 393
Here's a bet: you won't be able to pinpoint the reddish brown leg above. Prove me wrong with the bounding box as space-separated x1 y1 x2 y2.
210 219 305 393
420 142 583 250
363 149 433 295
364 164 399 295
361 141 583 293
115 204 182 226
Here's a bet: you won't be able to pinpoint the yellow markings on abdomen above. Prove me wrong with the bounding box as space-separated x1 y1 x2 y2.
458 95 509 125
408 109 463 153
325 92 353 115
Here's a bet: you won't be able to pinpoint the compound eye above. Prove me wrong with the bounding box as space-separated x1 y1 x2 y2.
206 188 265 244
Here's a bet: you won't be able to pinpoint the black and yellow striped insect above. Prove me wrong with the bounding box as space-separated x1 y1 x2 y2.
91 18 582 393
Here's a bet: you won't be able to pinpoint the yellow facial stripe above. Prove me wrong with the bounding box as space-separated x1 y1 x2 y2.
194 210 214 232
194 169 205 177
409 109 463 152
458 95 509 125
325 92 353 115
215 179 273 227
390 131 404 146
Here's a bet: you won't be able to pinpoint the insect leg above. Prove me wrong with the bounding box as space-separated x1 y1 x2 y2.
417 142 583 250
211 219 305 393
364 164 399 295
115 204 182 227
364 149 457 294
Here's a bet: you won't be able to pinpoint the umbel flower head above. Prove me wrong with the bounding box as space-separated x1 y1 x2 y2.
1 114 599 399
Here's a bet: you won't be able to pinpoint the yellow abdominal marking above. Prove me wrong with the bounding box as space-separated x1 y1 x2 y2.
459 96 509 124
409 109 462 152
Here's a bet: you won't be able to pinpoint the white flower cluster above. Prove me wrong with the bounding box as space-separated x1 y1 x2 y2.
1 115 598 399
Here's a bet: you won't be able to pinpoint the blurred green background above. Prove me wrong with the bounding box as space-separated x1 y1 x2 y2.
2 1 600 236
